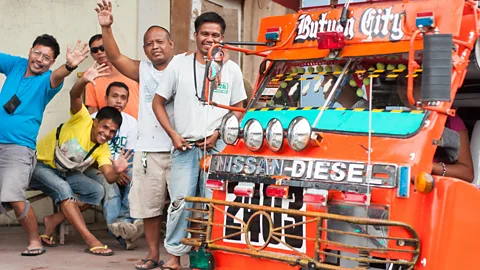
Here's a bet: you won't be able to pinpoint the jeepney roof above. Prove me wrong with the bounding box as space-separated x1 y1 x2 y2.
257 0 465 59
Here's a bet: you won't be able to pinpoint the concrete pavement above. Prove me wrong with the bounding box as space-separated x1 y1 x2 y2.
0 225 190 270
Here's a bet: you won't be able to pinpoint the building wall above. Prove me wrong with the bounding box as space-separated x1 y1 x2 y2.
242 0 295 99
0 0 170 225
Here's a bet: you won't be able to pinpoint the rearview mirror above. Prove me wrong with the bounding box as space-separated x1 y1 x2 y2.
421 33 453 102
207 47 224 81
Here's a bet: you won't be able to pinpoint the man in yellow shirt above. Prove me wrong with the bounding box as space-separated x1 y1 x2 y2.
29 62 132 256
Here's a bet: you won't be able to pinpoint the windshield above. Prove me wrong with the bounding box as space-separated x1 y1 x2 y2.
245 58 427 137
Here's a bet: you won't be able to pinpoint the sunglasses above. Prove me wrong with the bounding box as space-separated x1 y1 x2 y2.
90 45 105 54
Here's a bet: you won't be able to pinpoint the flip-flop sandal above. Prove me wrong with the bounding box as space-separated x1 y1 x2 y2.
40 234 59 247
21 247 46 256
84 245 114 256
134 259 161 270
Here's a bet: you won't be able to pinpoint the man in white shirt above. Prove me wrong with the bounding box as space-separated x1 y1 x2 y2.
153 11 247 270
88 81 140 250
96 1 175 268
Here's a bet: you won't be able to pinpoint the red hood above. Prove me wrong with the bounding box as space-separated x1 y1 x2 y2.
272 0 299 10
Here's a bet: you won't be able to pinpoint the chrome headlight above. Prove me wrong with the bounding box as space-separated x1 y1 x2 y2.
244 119 264 151
287 117 311 151
266 118 284 152
220 113 239 145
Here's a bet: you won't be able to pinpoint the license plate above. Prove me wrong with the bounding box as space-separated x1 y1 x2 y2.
223 183 307 252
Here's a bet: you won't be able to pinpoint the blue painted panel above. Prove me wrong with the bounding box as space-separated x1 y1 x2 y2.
241 109 425 136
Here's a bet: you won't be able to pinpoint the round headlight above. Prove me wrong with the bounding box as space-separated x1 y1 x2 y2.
220 113 240 145
287 117 311 151
266 118 284 152
244 119 264 151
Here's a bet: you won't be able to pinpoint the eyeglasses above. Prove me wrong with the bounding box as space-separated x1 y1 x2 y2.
90 45 105 54
31 49 53 63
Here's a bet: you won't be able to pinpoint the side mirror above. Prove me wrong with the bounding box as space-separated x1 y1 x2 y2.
421 33 453 102
207 47 224 81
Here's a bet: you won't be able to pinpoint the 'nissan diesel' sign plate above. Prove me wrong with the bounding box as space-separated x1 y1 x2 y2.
210 155 397 188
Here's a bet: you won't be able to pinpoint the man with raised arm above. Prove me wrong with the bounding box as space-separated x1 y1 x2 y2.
85 34 140 119
30 62 133 256
153 12 247 270
0 34 88 256
96 0 175 268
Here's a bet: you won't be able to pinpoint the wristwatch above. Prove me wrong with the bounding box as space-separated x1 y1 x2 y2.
65 62 78 72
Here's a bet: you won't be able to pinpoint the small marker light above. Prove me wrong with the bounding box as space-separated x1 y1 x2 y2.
415 172 435 194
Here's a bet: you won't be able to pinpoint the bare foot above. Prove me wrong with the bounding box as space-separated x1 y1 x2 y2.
163 256 182 270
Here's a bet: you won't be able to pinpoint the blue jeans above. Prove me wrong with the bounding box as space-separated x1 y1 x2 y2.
30 162 104 206
164 140 225 256
84 168 134 225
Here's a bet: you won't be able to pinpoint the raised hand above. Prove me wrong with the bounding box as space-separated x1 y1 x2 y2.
82 62 110 85
95 0 114 27
66 40 89 68
111 148 134 174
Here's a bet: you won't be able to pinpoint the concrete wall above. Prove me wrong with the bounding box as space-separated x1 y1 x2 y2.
0 0 170 225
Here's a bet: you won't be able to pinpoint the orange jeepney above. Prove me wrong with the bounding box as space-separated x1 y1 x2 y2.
183 0 480 269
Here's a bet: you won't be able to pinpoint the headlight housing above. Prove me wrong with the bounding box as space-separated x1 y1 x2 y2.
266 118 284 152
220 113 240 145
287 116 311 151
244 119 264 151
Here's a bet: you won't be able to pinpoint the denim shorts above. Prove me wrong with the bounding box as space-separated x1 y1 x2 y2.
29 162 105 206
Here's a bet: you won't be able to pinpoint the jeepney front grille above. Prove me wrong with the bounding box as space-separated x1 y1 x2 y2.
182 197 420 270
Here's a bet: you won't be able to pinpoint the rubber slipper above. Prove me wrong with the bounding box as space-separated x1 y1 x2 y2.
40 234 59 247
21 247 46 256
84 245 114 256
135 259 161 269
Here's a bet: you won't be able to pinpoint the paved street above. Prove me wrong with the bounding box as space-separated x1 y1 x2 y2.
0 225 190 270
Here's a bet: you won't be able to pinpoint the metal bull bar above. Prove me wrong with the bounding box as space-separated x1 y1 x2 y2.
181 197 420 270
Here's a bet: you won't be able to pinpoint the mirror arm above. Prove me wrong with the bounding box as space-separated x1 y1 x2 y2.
204 44 247 114
407 29 422 107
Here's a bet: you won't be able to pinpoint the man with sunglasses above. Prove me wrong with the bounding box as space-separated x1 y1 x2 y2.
85 34 140 119
0 34 89 256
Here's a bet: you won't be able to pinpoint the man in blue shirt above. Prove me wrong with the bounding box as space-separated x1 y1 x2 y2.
0 34 90 256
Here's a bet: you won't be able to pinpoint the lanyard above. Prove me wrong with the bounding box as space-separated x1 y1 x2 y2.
193 53 205 102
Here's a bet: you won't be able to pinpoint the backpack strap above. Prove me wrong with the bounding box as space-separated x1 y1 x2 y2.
83 143 100 161
56 123 63 143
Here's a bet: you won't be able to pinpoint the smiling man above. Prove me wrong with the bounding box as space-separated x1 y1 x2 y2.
88 81 141 250
29 63 133 256
0 34 89 256
152 11 247 270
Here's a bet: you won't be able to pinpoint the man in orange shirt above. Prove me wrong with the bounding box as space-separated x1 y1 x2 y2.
85 34 139 119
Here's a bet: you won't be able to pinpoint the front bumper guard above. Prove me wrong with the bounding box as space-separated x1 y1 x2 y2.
182 196 420 270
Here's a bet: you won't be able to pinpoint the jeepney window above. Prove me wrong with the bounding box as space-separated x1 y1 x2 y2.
246 59 426 137
253 60 418 110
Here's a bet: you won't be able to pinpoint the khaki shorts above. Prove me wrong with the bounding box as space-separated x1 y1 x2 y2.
129 152 171 219
0 144 37 202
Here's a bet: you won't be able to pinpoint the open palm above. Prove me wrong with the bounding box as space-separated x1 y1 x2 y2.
111 148 134 173
66 40 89 68
83 62 110 85
95 0 114 27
